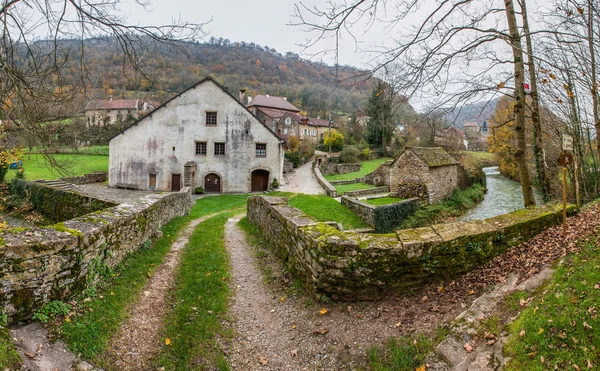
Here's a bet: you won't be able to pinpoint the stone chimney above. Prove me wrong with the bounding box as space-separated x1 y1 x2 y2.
239 89 247 103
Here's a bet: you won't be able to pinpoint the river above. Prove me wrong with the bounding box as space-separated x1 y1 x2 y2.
458 166 543 221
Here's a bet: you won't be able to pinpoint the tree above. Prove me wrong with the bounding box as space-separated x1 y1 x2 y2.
365 81 394 150
323 129 345 152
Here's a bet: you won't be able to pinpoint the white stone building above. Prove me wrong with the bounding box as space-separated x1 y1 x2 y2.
109 77 285 193
85 98 155 127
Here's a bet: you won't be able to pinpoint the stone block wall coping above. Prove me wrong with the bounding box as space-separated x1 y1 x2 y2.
313 166 337 197
329 178 365 186
344 186 390 198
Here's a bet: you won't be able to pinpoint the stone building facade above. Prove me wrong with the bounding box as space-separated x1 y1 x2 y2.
390 147 460 204
85 99 155 127
109 76 285 193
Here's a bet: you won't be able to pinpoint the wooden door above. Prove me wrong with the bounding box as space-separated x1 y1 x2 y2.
171 174 181 192
251 170 269 192
205 173 221 193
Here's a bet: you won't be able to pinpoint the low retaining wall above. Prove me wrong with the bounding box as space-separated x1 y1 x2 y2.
392 183 429 203
0 188 192 321
344 186 390 198
61 172 108 185
329 178 364 186
313 166 337 197
11 180 117 223
248 195 576 301
364 160 392 187
320 163 361 176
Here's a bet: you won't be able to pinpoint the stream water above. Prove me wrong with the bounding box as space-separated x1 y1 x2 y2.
458 166 543 221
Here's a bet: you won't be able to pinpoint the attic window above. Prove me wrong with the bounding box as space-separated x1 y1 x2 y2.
206 112 217 126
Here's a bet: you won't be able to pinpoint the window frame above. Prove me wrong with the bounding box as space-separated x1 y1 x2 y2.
255 143 267 157
206 111 218 126
214 142 226 156
195 141 207 155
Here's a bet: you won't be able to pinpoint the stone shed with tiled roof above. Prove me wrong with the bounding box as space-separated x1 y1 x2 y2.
390 147 460 204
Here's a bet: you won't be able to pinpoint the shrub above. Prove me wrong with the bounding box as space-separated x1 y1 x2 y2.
32 300 71 323
339 146 361 164
194 187 205 194
285 151 301 168
271 178 279 188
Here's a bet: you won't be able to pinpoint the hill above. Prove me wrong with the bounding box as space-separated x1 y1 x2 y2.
55 37 377 117
444 97 500 127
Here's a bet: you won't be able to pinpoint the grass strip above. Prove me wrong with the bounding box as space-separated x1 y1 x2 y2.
0 329 21 369
334 182 378 195
158 212 234 370
364 196 404 206
503 236 600 370
59 195 249 362
324 157 391 182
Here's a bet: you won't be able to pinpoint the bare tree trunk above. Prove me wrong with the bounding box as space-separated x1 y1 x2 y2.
588 0 600 160
505 0 536 207
521 0 550 202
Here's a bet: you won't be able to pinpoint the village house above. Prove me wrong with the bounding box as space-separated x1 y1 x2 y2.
434 127 468 150
85 98 156 127
109 76 285 193
462 121 490 151
272 112 338 143
390 147 460 204
246 94 301 128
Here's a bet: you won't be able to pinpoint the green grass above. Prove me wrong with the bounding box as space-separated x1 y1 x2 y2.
59 195 249 363
0 331 21 369
364 196 404 206
335 182 378 195
503 236 600 370
401 184 486 228
158 213 234 370
287 194 368 229
6 153 109 181
324 157 391 182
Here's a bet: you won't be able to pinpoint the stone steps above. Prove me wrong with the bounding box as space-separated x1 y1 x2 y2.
36 180 79 191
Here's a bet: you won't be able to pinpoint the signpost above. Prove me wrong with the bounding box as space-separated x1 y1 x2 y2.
559 134 573 236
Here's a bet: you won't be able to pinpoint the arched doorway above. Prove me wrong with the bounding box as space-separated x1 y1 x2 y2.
204 173 221 193
251 169 270 192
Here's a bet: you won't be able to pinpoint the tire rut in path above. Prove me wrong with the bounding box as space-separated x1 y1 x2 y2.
106 214 213 370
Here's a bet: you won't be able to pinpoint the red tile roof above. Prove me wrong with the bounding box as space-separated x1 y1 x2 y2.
257 107 289 119
308 117 333 127
248 95 300 112
85 99 140 111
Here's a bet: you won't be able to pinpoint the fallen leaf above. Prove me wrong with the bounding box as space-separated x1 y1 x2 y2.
538 328 544 335
280 296 285 303
463 343 473 353
291 349 298 357
540 356 545 363
259 357 268 365
395 322 402 328
25 352 36 359
487 339 496 346
291 323 297 329
65 317 71 323
416 365 426 371
520 329 526 337
588 360 593 369
165 338 171 346
313 329 329 335
437 285 445 293
468 289 476 295
584 322 593 330
319 308 328 315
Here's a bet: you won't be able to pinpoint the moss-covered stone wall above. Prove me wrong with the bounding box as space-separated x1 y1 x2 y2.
10 179 117 223
248 195 576 301
0 188 192 322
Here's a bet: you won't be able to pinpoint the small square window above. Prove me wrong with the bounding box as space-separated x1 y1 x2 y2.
195 141 207 155
206 112 217 126
214 142 225 155
256 143 267 157
149 174 157 188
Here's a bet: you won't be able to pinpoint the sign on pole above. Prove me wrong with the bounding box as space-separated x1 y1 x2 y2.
562 134 573 152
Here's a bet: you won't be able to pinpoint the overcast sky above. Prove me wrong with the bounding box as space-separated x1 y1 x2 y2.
121 0 379 68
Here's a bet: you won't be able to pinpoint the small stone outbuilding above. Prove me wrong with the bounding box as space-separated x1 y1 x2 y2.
390 147 459 204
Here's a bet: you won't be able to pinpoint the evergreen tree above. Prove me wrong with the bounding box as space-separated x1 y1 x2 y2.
365 81 394 150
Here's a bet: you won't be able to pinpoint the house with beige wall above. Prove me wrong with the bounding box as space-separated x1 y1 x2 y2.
109 76 285 193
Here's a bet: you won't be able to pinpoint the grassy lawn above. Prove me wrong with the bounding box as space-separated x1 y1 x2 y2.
324 157 391 182
158 213 234 370
503 236 600 370
56 195 249 365
364 196 404 206
0 331 21 369
6 153 109 181
335 182 378 195
286 194 368 229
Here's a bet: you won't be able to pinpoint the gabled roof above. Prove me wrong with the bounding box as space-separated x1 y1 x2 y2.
112 76 283 143
248 95 300 112
85 99 140 111
257 107 289 119
308 117 334 128
393 147 459 168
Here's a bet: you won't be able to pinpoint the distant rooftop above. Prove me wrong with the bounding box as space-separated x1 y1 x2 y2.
406 147 459 167
85 99 143 111
248 94 300 112
463 122 479 127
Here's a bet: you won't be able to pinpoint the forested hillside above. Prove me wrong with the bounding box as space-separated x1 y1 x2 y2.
67 37 376 116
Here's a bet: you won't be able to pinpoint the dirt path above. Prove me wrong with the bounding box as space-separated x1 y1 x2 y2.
105 214 213 370
280 160 324 195
224 214 465 371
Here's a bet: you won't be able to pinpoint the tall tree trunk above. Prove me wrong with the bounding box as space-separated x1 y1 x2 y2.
504 0 536 207
521 0 551 202
588 0 600 160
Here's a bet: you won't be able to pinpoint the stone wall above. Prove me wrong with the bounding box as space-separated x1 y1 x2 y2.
313 166 337 197
428 165 459 203
0 188 192 321
364 160 392 186
329 178 364 186
344 186 390 198
340 196 376 225
60 172 108 185
392 183 429 203
340 196 420 233
248 195 576 301
11 180 117 223
320 162 361 176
